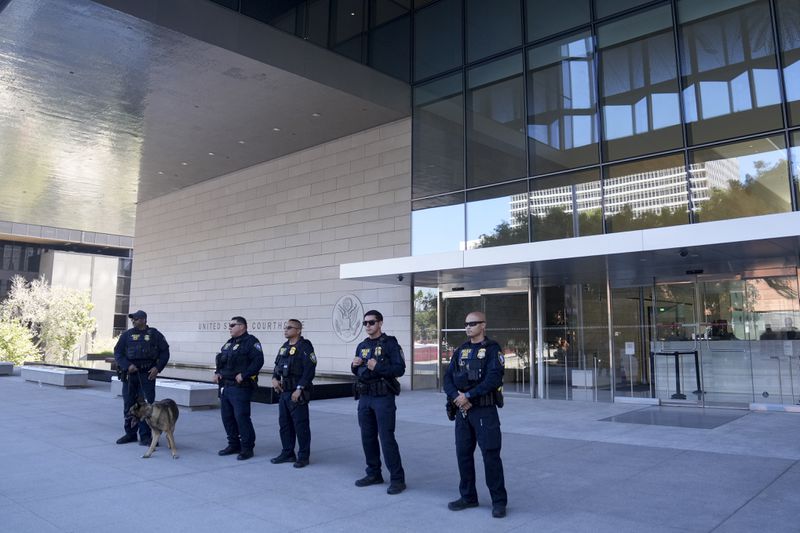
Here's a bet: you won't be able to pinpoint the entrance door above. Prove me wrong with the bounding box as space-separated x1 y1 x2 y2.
440 289 530 395
644 271 800 408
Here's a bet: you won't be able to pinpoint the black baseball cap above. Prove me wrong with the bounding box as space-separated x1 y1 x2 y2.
128 310 147 320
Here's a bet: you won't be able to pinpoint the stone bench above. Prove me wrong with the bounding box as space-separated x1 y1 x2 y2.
0 362 13 375
111 377 218 410
22 366 88 388
157 379 219 410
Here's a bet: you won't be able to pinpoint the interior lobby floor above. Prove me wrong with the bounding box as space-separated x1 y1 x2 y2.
2 369 800 532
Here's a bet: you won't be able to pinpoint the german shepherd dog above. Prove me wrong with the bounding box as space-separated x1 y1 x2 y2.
129 398 180 459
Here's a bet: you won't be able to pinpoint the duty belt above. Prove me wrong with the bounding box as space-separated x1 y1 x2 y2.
357 380 390 396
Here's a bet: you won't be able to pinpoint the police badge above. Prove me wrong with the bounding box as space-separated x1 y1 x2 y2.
477 348 486 359
289 346 296 355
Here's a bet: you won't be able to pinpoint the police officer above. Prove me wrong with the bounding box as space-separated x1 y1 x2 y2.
213 316 264 460
114 310 170 447
270 319 316 468
351 310 406 495
443 311 507 518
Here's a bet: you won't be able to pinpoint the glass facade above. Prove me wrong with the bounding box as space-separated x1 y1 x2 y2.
411 0 800 257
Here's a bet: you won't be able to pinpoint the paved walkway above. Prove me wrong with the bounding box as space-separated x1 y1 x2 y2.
2 369 800 532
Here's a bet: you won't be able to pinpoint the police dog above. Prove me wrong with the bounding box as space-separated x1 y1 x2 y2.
128 398 180 459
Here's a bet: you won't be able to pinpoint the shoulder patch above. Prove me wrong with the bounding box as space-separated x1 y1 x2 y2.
254 343 262 352
309 352 317 364
498 353 505 366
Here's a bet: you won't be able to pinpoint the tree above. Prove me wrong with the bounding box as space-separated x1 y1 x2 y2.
414 289 438 343
0 275 96 363
0 319 37 365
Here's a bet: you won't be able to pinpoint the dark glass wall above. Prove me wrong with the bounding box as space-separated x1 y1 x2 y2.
410 0 800 256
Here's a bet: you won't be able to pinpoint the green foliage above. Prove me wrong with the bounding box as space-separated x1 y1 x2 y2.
0 275 96 363
414 289 438 343
0 319 37 365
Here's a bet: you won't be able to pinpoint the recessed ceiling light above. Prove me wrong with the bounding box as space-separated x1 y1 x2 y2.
350 11 355 16
181 161 188 166
273 127 281 132
238 140 246 144
157 171 164 175
208 152 215 156
311 112 321 117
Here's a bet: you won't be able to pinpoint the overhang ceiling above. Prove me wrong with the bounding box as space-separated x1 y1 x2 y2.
0 0 410 238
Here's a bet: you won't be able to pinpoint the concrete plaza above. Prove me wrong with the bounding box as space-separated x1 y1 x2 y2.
2 369 800 532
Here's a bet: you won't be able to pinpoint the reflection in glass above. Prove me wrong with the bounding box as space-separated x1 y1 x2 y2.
307 0 331 47
604 153 689 233
777 0 800 125
413 286 439 390
466 0 521 62
413 73 464 198
678 0 783 145
528 31 598 175
466 53 527 188
597 5 682 161
466 182 528 249
526 0 589 42
412 193 465 255
689 135 791 223
414 0 463 81
594 0 652 19
333 0 366 44
529 169 602 241
371 0 410 27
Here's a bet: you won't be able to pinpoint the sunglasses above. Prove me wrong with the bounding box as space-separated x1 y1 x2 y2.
284 326 297 330
362 320 379 326
228 323 242 328
464 321 485 327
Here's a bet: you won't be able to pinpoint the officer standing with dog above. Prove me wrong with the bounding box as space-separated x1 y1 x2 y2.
443 310 507 518
213 316 264 461
351 310 406 495
114 310 170 447
270 319 316 468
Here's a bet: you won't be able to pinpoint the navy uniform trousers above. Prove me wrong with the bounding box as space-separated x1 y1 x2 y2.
455 404 507 506
220 385 256 451
122 370 156 441
278 391 310 460
357 393 405 483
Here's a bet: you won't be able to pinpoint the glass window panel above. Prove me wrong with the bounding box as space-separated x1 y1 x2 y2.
594 0 652 19
526 0 589 42
412 193 465 255
369 15 410 81
118 258 132 277
598 5 682 161
528 31 598 175
777 0 800 125
334 35 365 62
604 153 690 233
529 169 602 240
678 0 783 145
307 0 331 47
466 182 528 249
466 53 527 188
414 0 463 81
241 0 301 24
413 73 464 198
415 0 437 8
209 0 240 10
790 130 800 204
466 0 522 63
371 0 410 27
689 135 791 223
332 0 366 44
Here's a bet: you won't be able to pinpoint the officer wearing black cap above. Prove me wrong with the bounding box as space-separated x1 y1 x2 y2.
444 310 507 518
213 316 264 460
351 310 406 495
270 319 316 468
114 310 170 446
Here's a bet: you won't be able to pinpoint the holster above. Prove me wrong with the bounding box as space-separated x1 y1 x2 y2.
446 399 457 421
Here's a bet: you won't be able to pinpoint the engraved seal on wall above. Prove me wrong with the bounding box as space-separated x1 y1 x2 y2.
333 294 364 342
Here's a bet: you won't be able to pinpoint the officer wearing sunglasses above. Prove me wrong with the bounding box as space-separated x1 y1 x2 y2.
443 311 507 518
351 310 406 495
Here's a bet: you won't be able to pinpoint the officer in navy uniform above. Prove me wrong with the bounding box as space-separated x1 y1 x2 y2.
443 310 508 518
114 310 170 446
270 319 316 468
213 316 264 460
351 310 406 495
